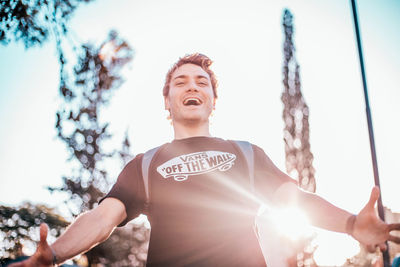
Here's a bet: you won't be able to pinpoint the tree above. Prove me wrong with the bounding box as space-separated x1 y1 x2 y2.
1 2 150 265
1 0 92 264
281 9 316 194
0 203 69 265
50 30 150 266
281 9 317 267
0 0 93 48
52 30 133 213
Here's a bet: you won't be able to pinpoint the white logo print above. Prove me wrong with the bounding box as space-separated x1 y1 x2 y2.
157 151 236 181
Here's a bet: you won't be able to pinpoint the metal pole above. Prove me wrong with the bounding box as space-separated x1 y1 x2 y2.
350 0 390 266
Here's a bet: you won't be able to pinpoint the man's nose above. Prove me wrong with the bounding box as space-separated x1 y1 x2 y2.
186 81 199 92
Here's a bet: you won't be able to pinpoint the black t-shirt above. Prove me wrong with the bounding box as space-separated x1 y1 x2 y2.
103 136 294 266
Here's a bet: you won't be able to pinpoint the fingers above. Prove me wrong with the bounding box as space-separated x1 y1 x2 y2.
366 244 376 253
387 224 400 244
39 223 49 246
388 223 400 232
366 243 387 253
378 243 387 252
389 235 400 244
366 186 380 211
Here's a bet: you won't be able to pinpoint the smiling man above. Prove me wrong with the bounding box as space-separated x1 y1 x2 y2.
164 62 216 136
11 53 400 267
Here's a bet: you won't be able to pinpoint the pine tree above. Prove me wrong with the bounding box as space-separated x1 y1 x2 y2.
282 9 316 194
281 9 317 267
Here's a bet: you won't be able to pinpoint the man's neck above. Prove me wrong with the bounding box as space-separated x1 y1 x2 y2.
172 120 211 140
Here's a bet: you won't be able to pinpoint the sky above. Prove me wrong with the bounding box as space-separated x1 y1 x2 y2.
0 0 399 265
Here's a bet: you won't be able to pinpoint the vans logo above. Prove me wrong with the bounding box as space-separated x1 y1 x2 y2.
157 151 236 181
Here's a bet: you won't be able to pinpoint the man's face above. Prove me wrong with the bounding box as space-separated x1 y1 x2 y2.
165 63 215 125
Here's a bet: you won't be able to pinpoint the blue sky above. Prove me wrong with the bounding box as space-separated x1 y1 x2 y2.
1 0 399 265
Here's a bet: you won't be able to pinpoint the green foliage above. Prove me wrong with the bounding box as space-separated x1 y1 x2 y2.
1 1 150 265
52 30 134 213
0 203 69 260
51 30 151 266
0 0 93 48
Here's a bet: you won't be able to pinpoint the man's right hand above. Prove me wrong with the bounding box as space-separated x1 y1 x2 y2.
9 224 54 267
8 198 127 267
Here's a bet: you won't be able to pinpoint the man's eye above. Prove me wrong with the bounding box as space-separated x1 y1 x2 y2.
175 82 185 86
198 82 208 86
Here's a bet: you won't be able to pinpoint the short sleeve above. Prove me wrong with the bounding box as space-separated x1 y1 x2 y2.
253 145 297 204
99 154 146 226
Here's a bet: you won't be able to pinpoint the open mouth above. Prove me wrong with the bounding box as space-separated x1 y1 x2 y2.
183 97 202 106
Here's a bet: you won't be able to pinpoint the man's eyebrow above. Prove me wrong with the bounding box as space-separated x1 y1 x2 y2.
173 74 209 79
173 75 188 80
196 75 209 80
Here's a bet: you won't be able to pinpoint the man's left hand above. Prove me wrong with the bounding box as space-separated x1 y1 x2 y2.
352 186 400 252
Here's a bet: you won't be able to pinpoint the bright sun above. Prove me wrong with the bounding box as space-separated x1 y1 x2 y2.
255 204 360 266
254 205 314 266
257 205 313 241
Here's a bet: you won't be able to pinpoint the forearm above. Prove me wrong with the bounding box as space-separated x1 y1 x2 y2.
297 190 352 233
274 182 353 233
51 209 115 264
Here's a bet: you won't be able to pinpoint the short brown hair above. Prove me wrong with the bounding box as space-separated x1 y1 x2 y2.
163 53 218 98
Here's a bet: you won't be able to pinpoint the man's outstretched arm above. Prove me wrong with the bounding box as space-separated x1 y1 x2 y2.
273 182 400 251
10 197 127 266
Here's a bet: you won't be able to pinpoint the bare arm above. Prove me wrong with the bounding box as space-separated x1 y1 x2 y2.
259 151 400 248
52 197 127 263
273 181 352 233
260 152 353 233
10 197 127 266
273 182 400 250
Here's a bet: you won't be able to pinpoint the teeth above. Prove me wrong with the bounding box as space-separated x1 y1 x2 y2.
183 98 201 105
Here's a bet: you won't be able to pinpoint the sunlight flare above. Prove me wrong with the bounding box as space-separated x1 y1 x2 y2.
257 205 313 241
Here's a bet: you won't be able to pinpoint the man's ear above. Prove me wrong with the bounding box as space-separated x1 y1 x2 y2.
213 98 217 110
164 96 172 120
164 96 170 111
